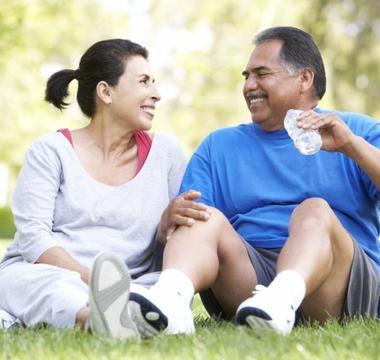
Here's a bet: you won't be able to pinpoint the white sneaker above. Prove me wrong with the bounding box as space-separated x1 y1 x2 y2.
128 284 195 338
0 309 22 331
235 285 295 335
89 252 140 341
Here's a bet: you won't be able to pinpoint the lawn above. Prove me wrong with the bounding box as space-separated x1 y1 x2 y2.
0 239 379 359
1 317 379 359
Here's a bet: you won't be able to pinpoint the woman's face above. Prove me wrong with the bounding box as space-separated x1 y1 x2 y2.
108 56 161 130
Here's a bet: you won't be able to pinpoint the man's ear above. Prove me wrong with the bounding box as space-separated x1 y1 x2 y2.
96 81 112 105
298 68 315 94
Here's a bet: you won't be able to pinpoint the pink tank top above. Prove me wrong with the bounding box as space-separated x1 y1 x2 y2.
58 128 152 176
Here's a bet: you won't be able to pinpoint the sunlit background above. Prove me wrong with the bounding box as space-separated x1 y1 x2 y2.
1 0 380 238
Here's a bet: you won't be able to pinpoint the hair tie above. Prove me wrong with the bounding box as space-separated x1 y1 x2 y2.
73 69 81 80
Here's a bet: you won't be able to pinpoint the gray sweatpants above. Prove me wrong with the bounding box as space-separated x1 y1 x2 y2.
0 262 88 328
201 239 380 321
0 261 161 329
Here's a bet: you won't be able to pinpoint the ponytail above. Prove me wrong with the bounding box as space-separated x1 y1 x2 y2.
44 69 77 110
45 39 148 117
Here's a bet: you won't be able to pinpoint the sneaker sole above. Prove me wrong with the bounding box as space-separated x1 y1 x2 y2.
236 307 293 335
129 292 168 338
89 253 140 340
236 307 273 331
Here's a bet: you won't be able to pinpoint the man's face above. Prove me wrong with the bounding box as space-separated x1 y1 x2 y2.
242 40 303 131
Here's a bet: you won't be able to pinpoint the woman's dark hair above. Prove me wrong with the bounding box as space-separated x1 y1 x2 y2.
45 39 148 117
255 26 326 100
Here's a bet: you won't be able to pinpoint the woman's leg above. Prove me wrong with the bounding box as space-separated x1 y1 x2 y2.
0 262 88 329
75 307 90 329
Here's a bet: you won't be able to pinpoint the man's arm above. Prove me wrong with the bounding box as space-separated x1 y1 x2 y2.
297 110 380 190
342 135 380 190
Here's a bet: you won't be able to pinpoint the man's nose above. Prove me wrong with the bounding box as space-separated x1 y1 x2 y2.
244 74 259 91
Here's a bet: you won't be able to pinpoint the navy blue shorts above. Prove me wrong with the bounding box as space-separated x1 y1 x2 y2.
200 239 380 322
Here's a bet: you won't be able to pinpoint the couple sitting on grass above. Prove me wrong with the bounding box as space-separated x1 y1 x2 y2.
0 26 379 339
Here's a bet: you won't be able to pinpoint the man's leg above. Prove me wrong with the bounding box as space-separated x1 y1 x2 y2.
129 208 258 335
236 197 354 333
163 208 258 316
279 197 354 321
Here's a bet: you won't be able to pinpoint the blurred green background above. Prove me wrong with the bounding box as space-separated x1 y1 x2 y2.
1 0 380 239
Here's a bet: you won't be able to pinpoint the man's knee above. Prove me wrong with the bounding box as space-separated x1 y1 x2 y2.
207 208 248 260
167 206 230 249
295 197 331 213
186 206 229 232
290 198 333 231
289 198 353 256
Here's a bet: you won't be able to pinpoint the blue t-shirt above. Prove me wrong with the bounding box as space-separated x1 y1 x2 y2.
180 109 380 268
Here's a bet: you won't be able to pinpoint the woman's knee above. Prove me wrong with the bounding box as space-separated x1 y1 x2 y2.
27 278 87 328
4 264 88 328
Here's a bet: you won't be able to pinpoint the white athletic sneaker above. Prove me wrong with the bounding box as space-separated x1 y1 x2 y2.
128 283 195 338
89 253 140 341
0 309 22 331
235 284 295 335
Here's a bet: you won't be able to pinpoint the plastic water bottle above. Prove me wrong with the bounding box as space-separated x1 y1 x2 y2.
284 109 322 155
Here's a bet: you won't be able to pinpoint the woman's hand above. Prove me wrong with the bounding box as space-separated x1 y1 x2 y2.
36 246 90 284
158 190 211 244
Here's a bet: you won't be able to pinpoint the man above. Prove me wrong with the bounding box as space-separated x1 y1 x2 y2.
129 26 380 336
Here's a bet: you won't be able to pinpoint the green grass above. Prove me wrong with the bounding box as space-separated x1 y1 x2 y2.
1 239 379 359
1 318 380 359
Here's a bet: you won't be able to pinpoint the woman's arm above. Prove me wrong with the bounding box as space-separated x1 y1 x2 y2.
36 246 89 284
13 136 88 281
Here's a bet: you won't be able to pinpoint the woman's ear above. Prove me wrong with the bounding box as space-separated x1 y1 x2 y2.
96 81 112 105
298 68 315 95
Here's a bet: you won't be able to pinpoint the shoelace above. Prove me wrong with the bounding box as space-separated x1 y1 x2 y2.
253 284 296 313
252 284 267 296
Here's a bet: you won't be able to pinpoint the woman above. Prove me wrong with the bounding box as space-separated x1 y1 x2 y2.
0 39 209 339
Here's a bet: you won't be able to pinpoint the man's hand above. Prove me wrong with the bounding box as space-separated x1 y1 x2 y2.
297 110 357 153
158 190 211 244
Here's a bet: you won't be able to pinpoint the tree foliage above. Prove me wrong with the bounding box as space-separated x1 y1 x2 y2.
299 0 380 116
0 0 130 175
148 0 380 153
1 0 379 200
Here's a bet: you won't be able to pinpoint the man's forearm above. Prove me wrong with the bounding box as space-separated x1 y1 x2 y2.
343 135 380 190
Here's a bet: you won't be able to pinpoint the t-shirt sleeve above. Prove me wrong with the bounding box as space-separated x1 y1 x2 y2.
361 121 380 201
11 139 61 263
179 135 215 206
